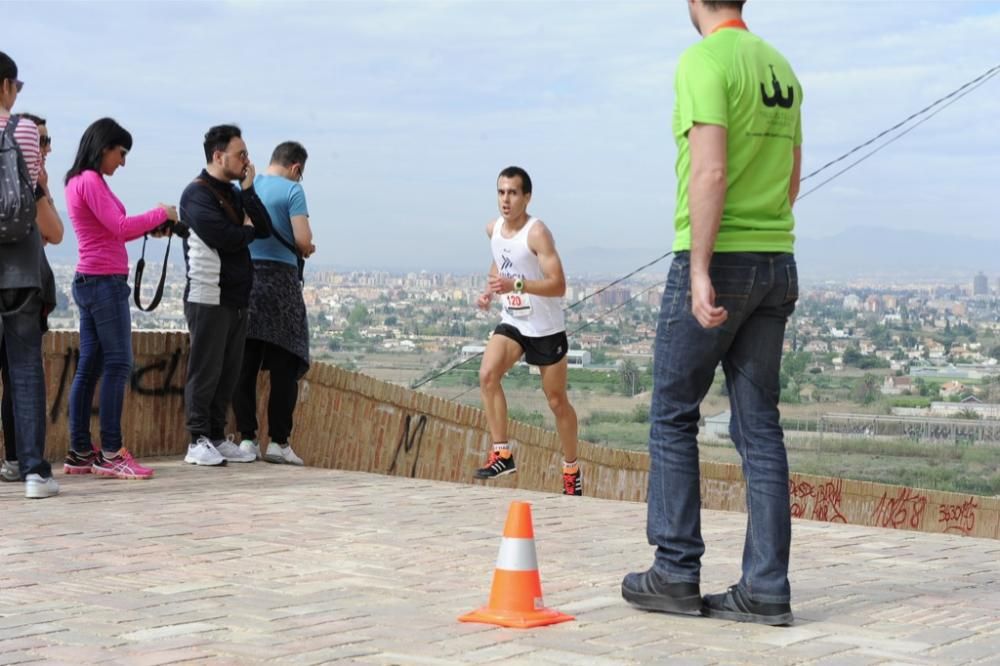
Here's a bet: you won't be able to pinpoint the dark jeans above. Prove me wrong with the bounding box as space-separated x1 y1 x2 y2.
233 339 301 444
69 274 132 454
184 302 248 441
647 252 798 603
1 339 15 461
0 293 50 477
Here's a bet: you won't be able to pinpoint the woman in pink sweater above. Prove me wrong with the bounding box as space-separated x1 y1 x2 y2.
63 117 178 480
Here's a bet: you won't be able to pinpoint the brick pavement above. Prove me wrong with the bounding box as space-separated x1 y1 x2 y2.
1 460 998 665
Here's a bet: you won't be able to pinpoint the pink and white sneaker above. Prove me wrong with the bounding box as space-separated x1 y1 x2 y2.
93 448 154 480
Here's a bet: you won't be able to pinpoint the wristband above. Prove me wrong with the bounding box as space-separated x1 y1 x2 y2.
513 278 524 293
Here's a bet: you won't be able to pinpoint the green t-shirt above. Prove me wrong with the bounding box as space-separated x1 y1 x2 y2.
672 28 803 253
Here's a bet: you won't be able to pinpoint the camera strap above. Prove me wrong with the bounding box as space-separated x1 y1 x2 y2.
133 230 172 312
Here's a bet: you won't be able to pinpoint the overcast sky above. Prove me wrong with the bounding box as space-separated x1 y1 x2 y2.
6 0 999 273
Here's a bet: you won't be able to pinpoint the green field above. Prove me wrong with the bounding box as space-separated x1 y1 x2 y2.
583 418 1000 496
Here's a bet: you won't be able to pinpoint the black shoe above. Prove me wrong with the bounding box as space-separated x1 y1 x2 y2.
474 451 516 479
701 585 794 626
621 568 701 614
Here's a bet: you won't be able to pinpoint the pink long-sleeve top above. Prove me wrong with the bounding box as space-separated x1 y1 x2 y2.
65 170 167 275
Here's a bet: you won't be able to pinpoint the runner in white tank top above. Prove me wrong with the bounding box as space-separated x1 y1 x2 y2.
490 216 564 337
473 166 582 496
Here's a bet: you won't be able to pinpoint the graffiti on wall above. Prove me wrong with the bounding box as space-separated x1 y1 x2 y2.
388 413 428 478
790 478 848 523
872 487 928 530
938 498 978 535
48 346 186 423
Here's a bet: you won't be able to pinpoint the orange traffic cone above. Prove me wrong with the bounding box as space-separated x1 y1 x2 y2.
459 501 574 628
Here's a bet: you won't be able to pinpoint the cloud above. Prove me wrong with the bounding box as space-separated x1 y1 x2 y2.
3 0 998 272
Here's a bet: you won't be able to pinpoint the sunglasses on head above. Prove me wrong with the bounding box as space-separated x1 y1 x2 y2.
39 136 51 148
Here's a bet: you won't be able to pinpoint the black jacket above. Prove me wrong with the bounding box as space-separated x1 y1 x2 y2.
179 169 271 308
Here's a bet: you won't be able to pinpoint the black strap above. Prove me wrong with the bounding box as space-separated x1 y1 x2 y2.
193 177 305 285
133 231 172 312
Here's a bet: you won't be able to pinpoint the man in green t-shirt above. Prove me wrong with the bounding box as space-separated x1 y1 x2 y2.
622 0 802 626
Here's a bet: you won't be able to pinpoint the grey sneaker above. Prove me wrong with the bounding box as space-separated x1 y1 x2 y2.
264 442 304 466
1 459 19 482
214 436 256 463
25 473 59 499
239 439 260 460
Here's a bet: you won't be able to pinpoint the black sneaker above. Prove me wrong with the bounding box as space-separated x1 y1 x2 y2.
64 448 97 475
701 585 794 626
621 567 701 614
474 451 516 479
562 467 582 496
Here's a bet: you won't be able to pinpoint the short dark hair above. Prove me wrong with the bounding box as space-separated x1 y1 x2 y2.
16 113 45 127
203 124 242 163
270 141 308 167
703 0 746 10
65 117 133 184
497 166 532 195
0 51 17 85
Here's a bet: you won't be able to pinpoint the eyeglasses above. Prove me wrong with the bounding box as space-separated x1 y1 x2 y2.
4 78 23 93
39 136 51 148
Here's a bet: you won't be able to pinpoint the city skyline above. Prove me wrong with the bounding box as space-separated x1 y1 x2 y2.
6 1 999 272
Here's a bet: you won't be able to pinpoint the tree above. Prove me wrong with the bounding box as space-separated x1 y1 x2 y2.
619 359 642 397
851 373 881 405
348 304 370 327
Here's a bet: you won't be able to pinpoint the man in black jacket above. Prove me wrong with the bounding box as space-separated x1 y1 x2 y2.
180 124 271 466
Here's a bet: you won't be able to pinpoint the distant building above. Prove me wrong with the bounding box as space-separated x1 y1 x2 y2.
973 272 989 296
596 287 631 308
881 375 913 395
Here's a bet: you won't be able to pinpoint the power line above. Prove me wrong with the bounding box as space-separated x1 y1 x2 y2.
409 270 670 390
446 281 666 402
798 66 999 200
800 63 1000 183
409 64 998 392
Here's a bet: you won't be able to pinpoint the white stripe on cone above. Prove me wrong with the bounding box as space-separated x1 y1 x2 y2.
495 537 539 571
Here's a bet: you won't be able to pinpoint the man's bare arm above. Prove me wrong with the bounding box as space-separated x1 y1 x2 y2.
789 145 802 207
688 122 729 329
290 214 314 257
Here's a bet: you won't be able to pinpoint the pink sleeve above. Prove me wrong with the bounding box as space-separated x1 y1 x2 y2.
77 172 167 241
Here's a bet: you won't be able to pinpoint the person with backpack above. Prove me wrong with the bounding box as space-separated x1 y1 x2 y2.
1 112 64 483
0 51 59 499
63 117 179 480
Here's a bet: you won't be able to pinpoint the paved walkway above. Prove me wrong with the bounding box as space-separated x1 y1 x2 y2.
1 460 998 665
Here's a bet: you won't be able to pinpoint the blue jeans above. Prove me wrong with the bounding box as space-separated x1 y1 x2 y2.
647 252 797 603
69 274 132 454
0 293 50 478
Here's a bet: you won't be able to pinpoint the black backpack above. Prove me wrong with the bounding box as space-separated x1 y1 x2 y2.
0 116 37 244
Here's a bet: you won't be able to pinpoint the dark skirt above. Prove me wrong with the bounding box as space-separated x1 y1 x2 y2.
247 260 309 379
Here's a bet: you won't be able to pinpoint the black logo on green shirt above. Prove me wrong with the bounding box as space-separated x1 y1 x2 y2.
760 65 794 109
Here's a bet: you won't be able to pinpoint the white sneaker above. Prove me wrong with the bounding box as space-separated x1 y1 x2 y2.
185 436 226 466
215 437 256 463
264 442 304 466
239 439 261 460
1 459 19 482
25 473 59 499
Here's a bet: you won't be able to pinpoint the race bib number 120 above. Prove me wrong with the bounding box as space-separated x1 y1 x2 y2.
503 292 533 318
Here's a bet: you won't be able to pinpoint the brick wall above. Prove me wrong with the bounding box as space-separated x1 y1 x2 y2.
29 331 999 539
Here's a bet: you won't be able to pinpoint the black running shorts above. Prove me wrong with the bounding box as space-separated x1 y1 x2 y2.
493 324 569 366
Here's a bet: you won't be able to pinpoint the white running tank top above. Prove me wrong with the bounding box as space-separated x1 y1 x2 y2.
490 216 565 337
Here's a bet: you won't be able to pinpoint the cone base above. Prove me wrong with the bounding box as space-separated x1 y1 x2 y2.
458 605 575 629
